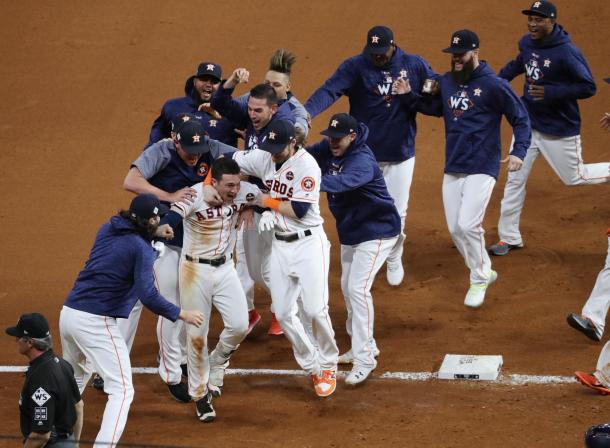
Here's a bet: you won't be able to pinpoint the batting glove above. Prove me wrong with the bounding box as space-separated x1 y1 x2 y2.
258 211 275 234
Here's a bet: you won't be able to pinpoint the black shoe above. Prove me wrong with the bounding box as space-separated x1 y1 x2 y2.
195 392 216 422
181 363 188 378
91 374 105 391
567 313 602 342
167 382 191 403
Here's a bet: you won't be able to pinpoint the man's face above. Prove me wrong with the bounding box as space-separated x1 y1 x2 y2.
175 142 200 166
370 45 395 68
271 141 295 164
16 337 31 355
328 133 356 157
248 97 277 131
193 75 220 102
264 71 290 100
527 15 554 41
450 50 477 84
212 173 241 202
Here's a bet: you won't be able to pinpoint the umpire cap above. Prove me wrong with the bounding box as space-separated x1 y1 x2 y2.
6 313 50 339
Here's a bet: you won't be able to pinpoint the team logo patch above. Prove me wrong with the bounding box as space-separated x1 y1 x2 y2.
31 387 50 406
246 193 255 202
301 177 316 192
525 57 544 82
286 171 294 181
197 162 209 177
447 90 475 121
34 407 47 421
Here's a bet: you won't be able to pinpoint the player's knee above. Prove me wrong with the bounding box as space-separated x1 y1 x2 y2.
229 320 249 339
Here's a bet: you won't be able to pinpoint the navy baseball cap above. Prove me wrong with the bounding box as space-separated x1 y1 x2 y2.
129 194 169 221
522 0 557 18
6 313 50 339
196 62 222 83
260 120 296 154
171 113 198 132
585 423 610 448
320 113 358 138
443 29 480 54
364 25 394 55
175 120 210 154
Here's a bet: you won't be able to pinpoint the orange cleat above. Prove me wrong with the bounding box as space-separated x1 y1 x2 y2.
575 371 610 395
247 309 261 335
312 369 337 398
267 313 284 336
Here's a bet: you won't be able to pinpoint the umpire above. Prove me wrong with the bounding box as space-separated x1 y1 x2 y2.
6 313 82 447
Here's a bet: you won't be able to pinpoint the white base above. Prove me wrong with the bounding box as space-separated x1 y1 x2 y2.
437 354 503 381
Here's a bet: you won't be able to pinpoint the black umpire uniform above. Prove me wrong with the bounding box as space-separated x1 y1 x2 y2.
6 313 81 447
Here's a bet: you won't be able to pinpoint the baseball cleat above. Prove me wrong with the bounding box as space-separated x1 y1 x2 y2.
267 313 284 336
208 384 222 398
345 365 375 385
386 260 404 286
488 241 523 256
338 348 381 365
311 369 337 397
575 371 610 395
91 374 105 392
195 392 216 422
247 309 262 335
567 314 602 342
464 270 497 308
167 382 191 403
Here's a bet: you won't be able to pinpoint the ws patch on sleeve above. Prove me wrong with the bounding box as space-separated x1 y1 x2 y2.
31 387 50 406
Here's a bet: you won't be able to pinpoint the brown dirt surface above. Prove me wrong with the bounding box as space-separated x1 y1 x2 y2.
1 1 609 447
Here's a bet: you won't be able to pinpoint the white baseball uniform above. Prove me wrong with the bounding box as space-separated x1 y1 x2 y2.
233 148 339 373
580 234 610 337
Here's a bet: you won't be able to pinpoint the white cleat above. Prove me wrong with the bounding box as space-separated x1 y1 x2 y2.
464 270 498 308
386 260 405 286
345 365 375 385
338 348 380 365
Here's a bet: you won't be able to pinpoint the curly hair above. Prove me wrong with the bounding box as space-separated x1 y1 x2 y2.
268 49 296 75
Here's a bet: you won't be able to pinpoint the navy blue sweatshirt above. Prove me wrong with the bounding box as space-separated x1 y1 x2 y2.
146 76 239 148
305 46 436 162
499 24 596 137
406 62 531 179
64 216 180 321
306 124 400 245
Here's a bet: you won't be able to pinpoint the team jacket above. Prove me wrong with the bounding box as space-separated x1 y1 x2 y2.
304 46 436 162
64 216 180 321
499 24 596 137
306 123 400 245
146 76 240 148
406 62 531 179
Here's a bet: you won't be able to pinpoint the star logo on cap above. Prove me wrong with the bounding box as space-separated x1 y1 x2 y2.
268 131 276 140
543 59 551 67
193 134 200 143
209 120 217 127
473 88 482 96
207 64 215 71
533 1 541 8
453 36 461 44
371 35 379 44
331 119 339 128
182 116 190 122
399 69 408 78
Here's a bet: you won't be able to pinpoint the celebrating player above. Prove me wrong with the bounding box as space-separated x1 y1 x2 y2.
489 0 610 256
305 113 400 384
397 29 531 308
305 25 437 286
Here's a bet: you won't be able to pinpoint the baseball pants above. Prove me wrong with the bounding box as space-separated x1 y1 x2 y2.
341 237 397 368
60 306 134 448
443 173 496 284
379 157 415 264
594 340 610 388
498 130 610 245
269 227 338 374
179 258 248 400
581 235 610 337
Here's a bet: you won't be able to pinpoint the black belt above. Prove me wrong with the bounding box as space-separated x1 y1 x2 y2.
185 254 229 267
275 229 312 242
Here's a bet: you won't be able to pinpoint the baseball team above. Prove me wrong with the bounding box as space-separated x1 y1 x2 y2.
9 0 610 446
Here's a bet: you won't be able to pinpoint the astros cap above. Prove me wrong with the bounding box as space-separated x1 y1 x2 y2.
521 0 557 18
585 423 610 448
171 113 198 132
129 193 169 221
259 120 296 154
364 26 394 55
196 62 222 83
443 29 480 54
175 119 210 154
320 113 358 138
6 313 50 339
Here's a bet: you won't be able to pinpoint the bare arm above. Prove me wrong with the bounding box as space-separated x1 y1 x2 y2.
73 400 84 446
24 432 51 448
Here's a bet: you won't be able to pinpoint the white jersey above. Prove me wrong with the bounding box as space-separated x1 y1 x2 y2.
233 149 324 232
171 182 259 259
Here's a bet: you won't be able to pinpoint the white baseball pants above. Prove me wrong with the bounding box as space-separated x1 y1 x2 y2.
179 259 248 400
269 227 338 373
443 173 496 284
582 236 610 337
341 237 397 368
60 306 133 448
379 157 415 264
498 130 610 245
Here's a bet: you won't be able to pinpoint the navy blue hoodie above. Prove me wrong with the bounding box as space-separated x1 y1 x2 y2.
305 47 436 163
499 24 596 137
146 76 239 148
64 216 180 321
306 124 400 245
407 62 531 179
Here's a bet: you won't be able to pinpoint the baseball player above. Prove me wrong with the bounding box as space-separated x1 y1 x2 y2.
305 113 400 384
162 157 259 422
398 29 531 308
221 119 339 397
305 25 437 286
147 62 240 147
489 0 609 256
59 193 203 448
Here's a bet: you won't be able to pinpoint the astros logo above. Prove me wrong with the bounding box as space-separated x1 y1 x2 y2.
197 162 209 177
301 176 315 192
447 90 474 120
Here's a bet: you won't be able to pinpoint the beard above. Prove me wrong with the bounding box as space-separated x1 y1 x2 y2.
451 58 476 85
146 221 160 240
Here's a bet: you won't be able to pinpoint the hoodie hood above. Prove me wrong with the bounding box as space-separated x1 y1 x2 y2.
110 215 139 235
184 76 203 106
520 23 571 49
466 61 495 82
